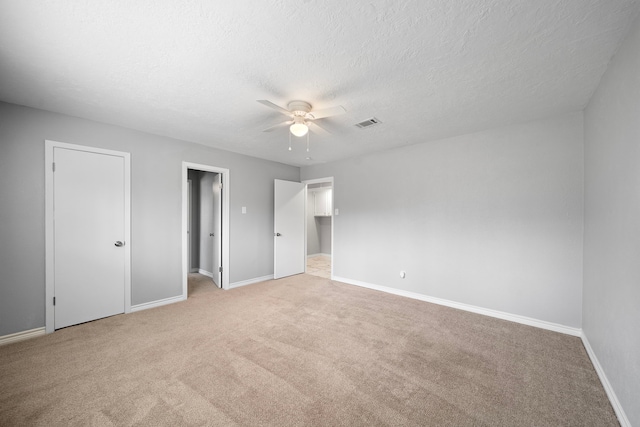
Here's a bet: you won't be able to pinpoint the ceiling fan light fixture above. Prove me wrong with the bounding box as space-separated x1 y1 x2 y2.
258 99 344 145
290 122 309 137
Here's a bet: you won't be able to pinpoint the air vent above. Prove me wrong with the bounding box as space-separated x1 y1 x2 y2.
355 117 382 129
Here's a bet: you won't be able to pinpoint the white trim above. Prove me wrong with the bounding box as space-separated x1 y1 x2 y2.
581 333 630 427
198 269 213 278
187 179 192 272
332 276 582 337
45 140 131 334
182 162 230 293
303 177 335 185
307 253 331 258
229 275 274 289
0 327 46 346
130 295 186 313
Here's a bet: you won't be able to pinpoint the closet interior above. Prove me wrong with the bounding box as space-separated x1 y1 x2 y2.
306 182 332 278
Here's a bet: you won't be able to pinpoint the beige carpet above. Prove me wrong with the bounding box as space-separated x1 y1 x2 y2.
0 274 618 426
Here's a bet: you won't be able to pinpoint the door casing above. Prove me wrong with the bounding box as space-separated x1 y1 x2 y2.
182 162 230 291
212 173 222 287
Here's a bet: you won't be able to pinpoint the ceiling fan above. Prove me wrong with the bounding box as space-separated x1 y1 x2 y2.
257 100 346 137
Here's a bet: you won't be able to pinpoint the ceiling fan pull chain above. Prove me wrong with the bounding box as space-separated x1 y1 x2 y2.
288 132 292 151
306 132 310 152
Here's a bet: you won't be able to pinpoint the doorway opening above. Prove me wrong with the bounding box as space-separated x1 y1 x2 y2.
303 177 334 279
182 162 230 297
187 170 222 289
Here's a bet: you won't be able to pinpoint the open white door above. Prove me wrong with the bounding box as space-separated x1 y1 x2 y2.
212 173 222 287
274 179 305 279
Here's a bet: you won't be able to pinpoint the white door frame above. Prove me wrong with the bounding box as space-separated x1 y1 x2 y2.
302 176 334 279
182 162 230 291
187 179 192 272
211 173 223 288
45 140 132 334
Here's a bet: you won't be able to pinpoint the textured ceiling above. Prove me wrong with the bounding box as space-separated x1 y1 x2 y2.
1 0 638 166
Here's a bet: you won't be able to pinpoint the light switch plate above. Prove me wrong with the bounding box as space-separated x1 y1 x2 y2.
335 208 339 215
242 207 246 214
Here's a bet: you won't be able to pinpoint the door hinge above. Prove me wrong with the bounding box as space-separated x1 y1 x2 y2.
52 162 56 172
53 296 56 306
218 266 223 273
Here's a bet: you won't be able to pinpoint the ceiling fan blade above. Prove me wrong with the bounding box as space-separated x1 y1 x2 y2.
308 121 332 136
262 120 293 132
308 105 346 120
257 100 292 116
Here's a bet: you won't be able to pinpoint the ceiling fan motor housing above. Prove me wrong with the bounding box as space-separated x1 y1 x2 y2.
287 100 312 117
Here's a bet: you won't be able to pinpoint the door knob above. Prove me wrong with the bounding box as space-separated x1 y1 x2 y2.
114 241 124 247
275 233 281 237
210 233 214 236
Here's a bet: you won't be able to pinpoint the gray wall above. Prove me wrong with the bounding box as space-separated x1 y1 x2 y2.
306 191 320 255
302 113 584 328
318 217 332 255
583 15 640 426
306 214 332 256
0 102 299 336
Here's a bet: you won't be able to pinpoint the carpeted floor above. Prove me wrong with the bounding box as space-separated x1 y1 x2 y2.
0 274 618 426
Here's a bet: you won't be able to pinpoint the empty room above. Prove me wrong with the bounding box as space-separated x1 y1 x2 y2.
1 1 639 426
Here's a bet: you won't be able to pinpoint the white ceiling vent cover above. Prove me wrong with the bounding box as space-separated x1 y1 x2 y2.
355 117 382 129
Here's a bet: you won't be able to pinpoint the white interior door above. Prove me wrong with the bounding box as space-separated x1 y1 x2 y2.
53 147 126 329
212 173 222 287
274 179 305 279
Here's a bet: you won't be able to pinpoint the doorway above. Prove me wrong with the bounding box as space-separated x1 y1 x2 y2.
187 170 222 288
182 162 230 295
303 177 334 279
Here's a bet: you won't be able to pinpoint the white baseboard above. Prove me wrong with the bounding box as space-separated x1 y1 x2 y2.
307 253 331 258
581 333 630 427
332 276 582 337
229 274 273 289
0 327 46 346
130 295 186 312
198 269 213 278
